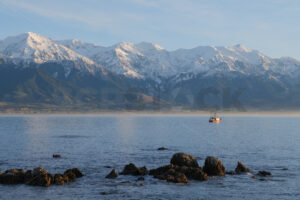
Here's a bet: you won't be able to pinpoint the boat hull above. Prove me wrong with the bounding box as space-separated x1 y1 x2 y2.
209 118 221 123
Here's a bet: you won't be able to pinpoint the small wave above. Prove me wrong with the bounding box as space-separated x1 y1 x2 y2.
53 135 90 139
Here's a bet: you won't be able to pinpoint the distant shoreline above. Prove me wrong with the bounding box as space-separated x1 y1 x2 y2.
1 110 300 116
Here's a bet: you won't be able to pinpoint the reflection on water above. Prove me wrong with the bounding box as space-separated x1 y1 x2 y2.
0 115 300 200
116 116 139 144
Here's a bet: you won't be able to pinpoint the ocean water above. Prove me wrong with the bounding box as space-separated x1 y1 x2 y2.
0 115 299 200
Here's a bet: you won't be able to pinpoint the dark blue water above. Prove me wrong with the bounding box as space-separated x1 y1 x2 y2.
0 115 299 200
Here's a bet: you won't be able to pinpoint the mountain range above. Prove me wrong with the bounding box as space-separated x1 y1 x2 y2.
0 32 300 112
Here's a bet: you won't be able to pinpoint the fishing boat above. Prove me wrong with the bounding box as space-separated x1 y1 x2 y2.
209 113 221 123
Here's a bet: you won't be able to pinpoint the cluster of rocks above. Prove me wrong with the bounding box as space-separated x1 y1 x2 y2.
0 167 83 187
106 152 272 184
149 153 223 183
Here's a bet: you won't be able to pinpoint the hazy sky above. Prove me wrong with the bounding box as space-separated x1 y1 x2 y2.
0 0 300 59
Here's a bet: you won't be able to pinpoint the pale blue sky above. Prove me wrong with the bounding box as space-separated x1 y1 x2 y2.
0 0 300 59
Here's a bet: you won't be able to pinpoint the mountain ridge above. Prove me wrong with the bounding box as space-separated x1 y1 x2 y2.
1 32 300 112
2 32 300 81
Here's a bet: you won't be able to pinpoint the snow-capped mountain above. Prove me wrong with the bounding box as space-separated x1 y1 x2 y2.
57 39 104 58
2 32 299 81
1 32 300 110
0 32 102 74
55 36 300 80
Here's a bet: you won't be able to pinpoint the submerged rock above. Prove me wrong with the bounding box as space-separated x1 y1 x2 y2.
137 177 145 181
257 171 272 177
0 169 25 184
157 147 168 151
53 154 61 159
170 153 199 168
106 169 118 179
235 161 250 174
120 163 148 176
64 168 83 178
26 167 52 187
203 156 225 176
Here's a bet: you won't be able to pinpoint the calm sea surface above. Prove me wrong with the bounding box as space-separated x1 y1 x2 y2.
0 115 299 200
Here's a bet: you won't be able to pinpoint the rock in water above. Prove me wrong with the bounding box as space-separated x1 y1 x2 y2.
26 167 52 187
53 154 61 158
64 168 83 178
257 171 272 177
235 161 250 174
157 147 168 151
182 167 208 181
203 156 225 176
170 153 199 168
63 170 76 182
0 169 25 184
150 164 207 183
120 163 148 176
157 168 189 184
53 174 65 185
106 169 118 179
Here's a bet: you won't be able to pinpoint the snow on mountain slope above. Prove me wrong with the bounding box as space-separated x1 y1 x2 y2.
0 32 109 77
89 42 298 80
1 32 300 81
0 32 98 70
57 39 105 58
169 44 275 76
91 42 174 79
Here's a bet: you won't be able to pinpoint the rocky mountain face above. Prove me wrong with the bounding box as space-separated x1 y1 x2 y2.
0 32 300 112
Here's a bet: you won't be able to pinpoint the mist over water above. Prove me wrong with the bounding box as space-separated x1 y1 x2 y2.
0 115 299 200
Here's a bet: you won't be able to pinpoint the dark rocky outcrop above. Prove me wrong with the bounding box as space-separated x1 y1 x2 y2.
26 167 52 187
235 161 250 174
257 171 272 177
63 170 76 182
53 154 61 158
64 168 83 178
149 153 208 184
203 156 225 176
150 164 207 183
53 174 65 185
170 153 199 168
0 169 25 184
120 163 148 176
151 167 189 184
157 147 168 151
106 169 118 179
0 167 83 187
